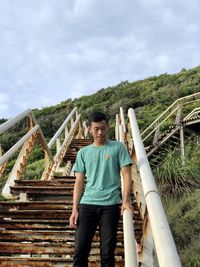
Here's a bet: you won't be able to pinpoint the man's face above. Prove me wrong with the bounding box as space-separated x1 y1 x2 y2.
88 120 108 144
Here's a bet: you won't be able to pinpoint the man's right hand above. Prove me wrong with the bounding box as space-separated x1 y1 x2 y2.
69 210 79 229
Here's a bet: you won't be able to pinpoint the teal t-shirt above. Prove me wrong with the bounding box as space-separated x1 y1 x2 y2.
73 140 132 205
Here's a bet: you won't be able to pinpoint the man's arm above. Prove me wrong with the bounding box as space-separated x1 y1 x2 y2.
69 172 85 228
121 165 133 214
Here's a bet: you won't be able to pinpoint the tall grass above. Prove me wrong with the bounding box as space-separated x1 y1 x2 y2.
165 189 200 267
154 145 200 197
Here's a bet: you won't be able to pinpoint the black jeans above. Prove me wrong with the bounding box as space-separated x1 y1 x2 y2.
73 204 120 267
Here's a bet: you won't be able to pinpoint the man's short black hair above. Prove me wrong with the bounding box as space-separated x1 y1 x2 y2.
88 111 108 126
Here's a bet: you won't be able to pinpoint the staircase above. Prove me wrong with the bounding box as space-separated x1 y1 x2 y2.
146 114 200 167
2 95 200 267
141 94 200 167
0 139 143 267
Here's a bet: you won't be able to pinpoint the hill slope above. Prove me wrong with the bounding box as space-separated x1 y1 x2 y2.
0 65 200 266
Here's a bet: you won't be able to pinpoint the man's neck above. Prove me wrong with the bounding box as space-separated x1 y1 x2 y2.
93 139 108 147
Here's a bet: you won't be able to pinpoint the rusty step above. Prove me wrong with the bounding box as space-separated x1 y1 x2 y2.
14 179 76 186
53 175 75 179
0 229 124 243
0 217 143 231
0 257 124 267
0 220 141 234
0 220 142 232
0 230 74 242
0 257 72 267
0 241 124 255
10 186 74 196
0 208 142 222
63 139 93 163
70 139 93 144
0 209 72 220
0 221 73 230
0 201 73 210
0 227 142 244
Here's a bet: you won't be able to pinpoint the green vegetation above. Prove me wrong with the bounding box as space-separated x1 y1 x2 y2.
154 147 200 196
21 159 45 180
155 143 200 266
165 190 200 267
0 65 200 265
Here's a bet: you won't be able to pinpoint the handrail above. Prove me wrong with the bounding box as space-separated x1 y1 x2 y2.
0 109 53 166
0 107 80 169
46 114 81 180
0 125 39 166
0 106 81 197
183 107 200 121
118 109 137 267
82 121 89 138
48 107 77 148
0 109 33 134
141 92 200 142
128 108 182 267
54 114 81 162
120 107 126 133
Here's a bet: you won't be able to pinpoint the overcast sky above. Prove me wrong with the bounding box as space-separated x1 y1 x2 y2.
0 0 200 119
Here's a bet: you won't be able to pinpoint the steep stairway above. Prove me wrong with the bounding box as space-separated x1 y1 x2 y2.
0 138 143 267
146 114 200 167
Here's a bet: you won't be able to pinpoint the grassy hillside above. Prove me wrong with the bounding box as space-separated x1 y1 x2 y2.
1 65 200 152
165 189 200 267
0 65 200 265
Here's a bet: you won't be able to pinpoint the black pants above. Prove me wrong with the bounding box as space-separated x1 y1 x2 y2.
73 204 120 267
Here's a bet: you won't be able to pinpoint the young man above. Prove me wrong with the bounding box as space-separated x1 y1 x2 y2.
69 111 133 267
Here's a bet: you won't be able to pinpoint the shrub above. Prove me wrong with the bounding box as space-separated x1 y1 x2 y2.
154 150 200 196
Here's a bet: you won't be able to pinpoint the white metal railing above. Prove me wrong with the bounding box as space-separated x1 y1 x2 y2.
0 109 36 135
120 107 126 133
0 107 82 197
0 109 53 166
47 114 81 179
82 121 89 138
48 107 77 149
128 108 182 267
0 109 54 197
0 125 39 167
141 92 200 143
183 107 200 121
117 108 138 267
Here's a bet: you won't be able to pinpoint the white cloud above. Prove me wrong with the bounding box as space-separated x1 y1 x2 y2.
0 0 199 118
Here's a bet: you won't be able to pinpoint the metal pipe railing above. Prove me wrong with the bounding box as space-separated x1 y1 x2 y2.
82 121 89 138
120 107 126 133
141 92 200 141
0 109 32 134
118 112 137 267
0 110 54 167
48 107 77 148
128 108 182 267
183 107 200 121
54 114 81 162
46 114 82 180
0 125 39 166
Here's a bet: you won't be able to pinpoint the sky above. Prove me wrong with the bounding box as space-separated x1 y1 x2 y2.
0 0 200 119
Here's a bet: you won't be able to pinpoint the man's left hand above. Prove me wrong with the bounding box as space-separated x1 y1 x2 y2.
121 201 134 215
